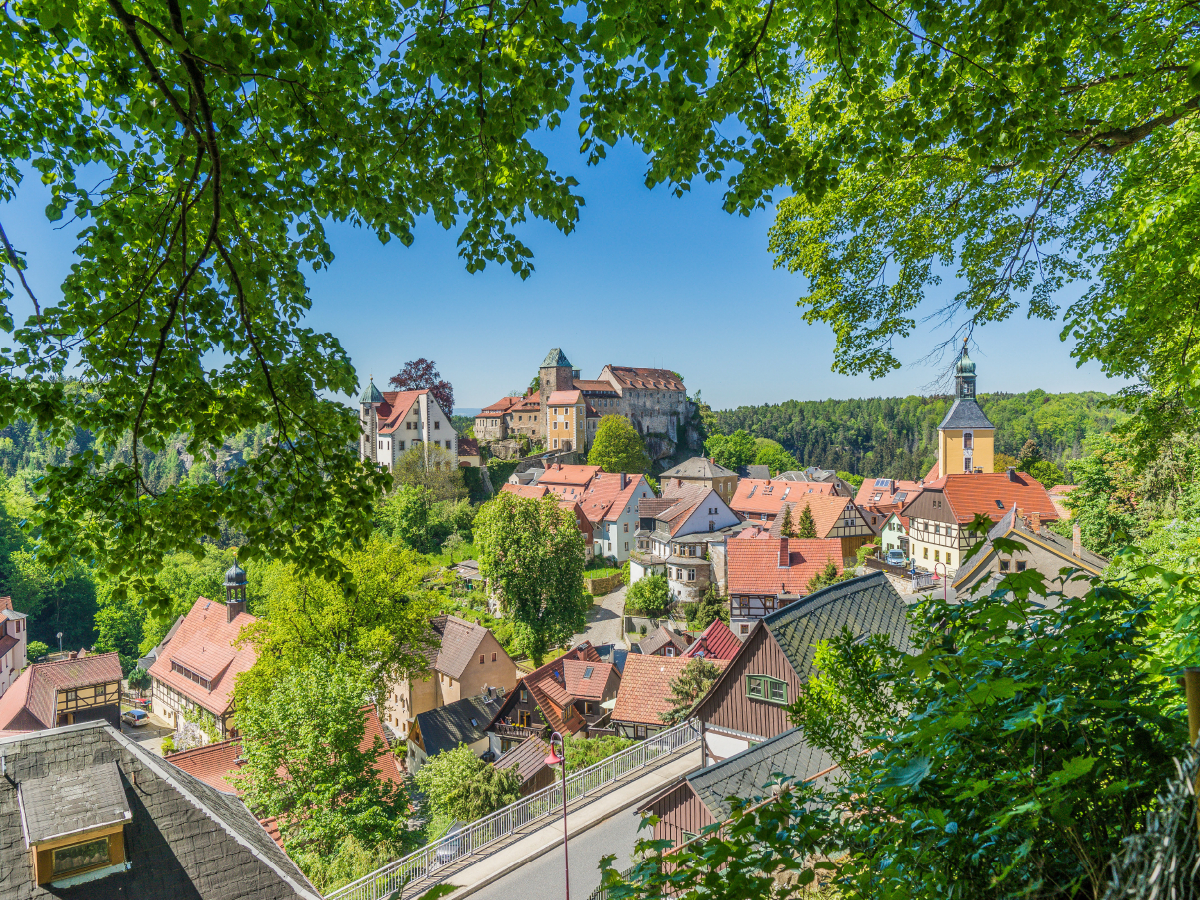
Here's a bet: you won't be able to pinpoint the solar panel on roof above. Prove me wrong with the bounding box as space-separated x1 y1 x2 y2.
874 478 891 488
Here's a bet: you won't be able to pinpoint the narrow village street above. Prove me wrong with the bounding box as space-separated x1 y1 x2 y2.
577 584 627 650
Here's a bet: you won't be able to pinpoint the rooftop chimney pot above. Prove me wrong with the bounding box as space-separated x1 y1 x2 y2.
778 537 789 568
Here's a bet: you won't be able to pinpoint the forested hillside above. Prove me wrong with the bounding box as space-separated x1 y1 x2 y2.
712 391 1122 481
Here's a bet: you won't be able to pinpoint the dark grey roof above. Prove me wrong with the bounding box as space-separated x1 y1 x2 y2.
416 694 503 757
660 457 737 480
686 727 836 820
541 348 573 368
763 571 912 683
740 465 771 480
0 721 319 900
938 397 994 430
953 508 1108 591
637 626 688 656
20 762 131 844
494 736 551 784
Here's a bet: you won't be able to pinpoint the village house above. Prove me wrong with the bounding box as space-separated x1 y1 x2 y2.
879 511 911 558
855 477 922 520
0 652 123 734
776 468 857 497
457 437 482 467
904 469 1058 574
756 494 877 565
693 572 910 765
537 466 654 562
638 625 690 657
407 690 503 773
951 508 1107 602
639 727 837 850
725 535 846 637
658 457 739 504
148 566 256 739
611 654 729 740
731 477 838 524
475 395 523 442
358 379 458 470
0 596 28 699
168 704 403 851
383 615 517 743
485 643 619 755
0 720 320 899
630 482 743 600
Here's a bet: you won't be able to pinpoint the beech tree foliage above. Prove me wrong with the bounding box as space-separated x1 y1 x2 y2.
587 414 650 474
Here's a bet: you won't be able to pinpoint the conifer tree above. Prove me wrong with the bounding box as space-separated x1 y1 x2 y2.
780 504 797 538
796 503 818 539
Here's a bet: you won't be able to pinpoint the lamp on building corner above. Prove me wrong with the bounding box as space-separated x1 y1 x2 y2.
545 731 570 900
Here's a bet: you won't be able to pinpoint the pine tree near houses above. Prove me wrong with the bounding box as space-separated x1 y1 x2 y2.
796 503 818 539
780 504 797 538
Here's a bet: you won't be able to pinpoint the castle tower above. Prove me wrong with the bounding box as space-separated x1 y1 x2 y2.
539 348 575 445
937 341 995 476
359 375 384 464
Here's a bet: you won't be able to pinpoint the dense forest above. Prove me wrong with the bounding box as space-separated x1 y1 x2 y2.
711 390 1122 481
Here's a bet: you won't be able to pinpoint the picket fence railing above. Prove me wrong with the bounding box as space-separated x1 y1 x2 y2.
325 719 702 900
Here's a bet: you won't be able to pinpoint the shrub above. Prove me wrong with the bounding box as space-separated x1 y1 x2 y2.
626 574 671 617
26 640 49 662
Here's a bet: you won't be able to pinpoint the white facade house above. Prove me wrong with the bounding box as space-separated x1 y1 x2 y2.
359 379 458 471
0 597 27 700
880 513 909 557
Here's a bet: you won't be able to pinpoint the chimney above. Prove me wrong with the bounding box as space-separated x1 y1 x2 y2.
1028 511 1042 534
1006 466 1019 483
1072 523 1082 558
619 473 627 490
675 478 682 488
890 480 897 495
778 537 789 568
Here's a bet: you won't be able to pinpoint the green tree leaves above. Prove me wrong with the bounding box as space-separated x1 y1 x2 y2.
705 429 757 470
588 414 651 474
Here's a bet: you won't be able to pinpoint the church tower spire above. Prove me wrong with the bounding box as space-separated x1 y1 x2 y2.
937 340 995 476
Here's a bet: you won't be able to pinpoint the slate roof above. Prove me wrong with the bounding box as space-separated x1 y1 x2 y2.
682 620 743 661
0 720 319 900
20 762 131 844
740 464 771 480
542 348 573 368
951 507 1108 591
638 626 688 657
726 538 844 596
147 596 256 718
659 457 737 480
604 367 685 392
415 694 502 757
938 397 995 430
763 572 912 682
0 652 123 734
611 654 728 726
684 727 837 820
495 736 551 785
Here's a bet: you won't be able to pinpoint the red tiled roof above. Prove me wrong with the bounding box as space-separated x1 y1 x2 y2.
562 659 616 701
539 464 603 487
604 366 685 392
732 479 834 518
573 379 619 393
376 390 424 435
576 473 652 525
501 484 551 499
682 620 742 661
727 538 844 596
769 495 856 538
924 460 940 481
547 390 582 405
500 645 602 735
423 615 491 680
0 652 123 733
147 597 257 717
611 654 727 726
481 396 523 415
934 473 1058 524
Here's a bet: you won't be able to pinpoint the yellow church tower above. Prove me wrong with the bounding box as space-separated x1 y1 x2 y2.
937 340 994 476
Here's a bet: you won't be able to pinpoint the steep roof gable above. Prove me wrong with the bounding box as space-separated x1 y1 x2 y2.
936 472 1058 524
682 620 742 661
726 538 844 596
0 652 123 733
148 597 257 717
612 654 728 726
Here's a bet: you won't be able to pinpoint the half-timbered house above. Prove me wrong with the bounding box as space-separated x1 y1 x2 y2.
725 535 845 637
0 652 123 733
694 572 910 765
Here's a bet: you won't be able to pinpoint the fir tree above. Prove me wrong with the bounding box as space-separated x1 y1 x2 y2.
780 504 797 538
796 503 818 539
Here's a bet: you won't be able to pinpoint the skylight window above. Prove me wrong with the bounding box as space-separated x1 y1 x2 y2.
584 666 594 678
469 718 478 727
995 500 1004 509
895 492 908 502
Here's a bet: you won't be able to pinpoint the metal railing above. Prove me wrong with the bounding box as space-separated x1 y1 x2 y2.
326 718 702 900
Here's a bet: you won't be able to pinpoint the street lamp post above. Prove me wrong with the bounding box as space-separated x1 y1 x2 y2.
933 561 948 604
545 731 570 900
56 632 63 654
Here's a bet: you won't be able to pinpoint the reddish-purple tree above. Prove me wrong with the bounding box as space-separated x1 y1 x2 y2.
389 359 454 414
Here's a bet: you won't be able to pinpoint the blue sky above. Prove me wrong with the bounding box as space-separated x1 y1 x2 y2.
4 130 1121 413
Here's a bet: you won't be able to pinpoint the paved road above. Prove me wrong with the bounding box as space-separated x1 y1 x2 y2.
468 806 649 900
578 585 627 650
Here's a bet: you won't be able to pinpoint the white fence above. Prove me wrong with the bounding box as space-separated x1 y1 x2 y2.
326 719 702 900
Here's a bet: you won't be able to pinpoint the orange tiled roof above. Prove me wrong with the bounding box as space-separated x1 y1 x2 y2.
376 390 424 435
924 460 940 481
574 472 651 525
540 463 603 487
562 659 616 700
481 396 523 416
768 495 856 538
855 478 922 510
932 473 1059 524
726 537 844 596
573 379 619 394
547 389 582 405
147 597 258 717
501 645 602 735
501 483 551 499
604 367 685 392
611 654 727 726
0 652 123 733
731 479 834 518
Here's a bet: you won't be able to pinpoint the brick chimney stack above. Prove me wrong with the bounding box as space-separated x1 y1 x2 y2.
778 537 789 568
1028 511 1042 534
1072 523 1082 558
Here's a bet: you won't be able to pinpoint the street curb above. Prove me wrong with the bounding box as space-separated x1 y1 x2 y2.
439 746 703 900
